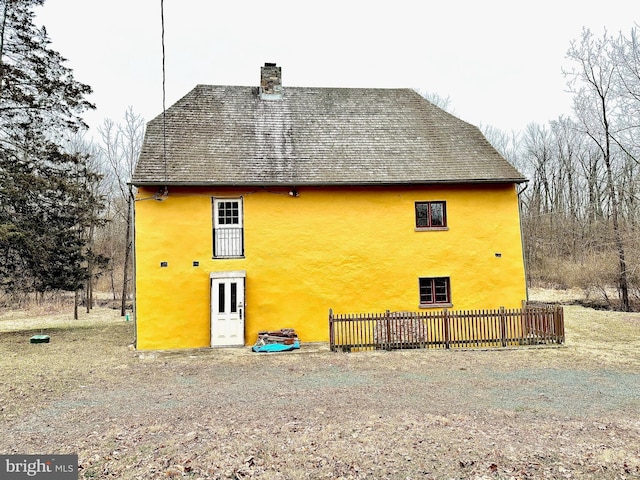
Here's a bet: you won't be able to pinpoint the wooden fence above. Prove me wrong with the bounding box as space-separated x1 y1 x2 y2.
329 304 564 352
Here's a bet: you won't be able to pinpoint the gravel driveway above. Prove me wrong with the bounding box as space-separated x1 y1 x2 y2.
1 303 639 479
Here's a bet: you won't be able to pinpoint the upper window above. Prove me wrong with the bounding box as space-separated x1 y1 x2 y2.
419 277 451 306
213 198 244 258
217 201 240 225
415 201 446 229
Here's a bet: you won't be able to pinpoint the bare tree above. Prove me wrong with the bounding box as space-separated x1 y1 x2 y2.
565 28 630 310
478 27 639 306
481 125 523 172
415 89 455 113
98 107 144 316
64 131 110 315
612 27 640 163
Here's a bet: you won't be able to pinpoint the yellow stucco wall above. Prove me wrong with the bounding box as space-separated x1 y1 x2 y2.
134 184 527 350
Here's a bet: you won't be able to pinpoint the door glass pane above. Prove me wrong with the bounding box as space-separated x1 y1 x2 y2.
218 283 225 313
230 283 237 313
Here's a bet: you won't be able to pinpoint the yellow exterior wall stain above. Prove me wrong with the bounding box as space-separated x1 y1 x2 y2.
134 184 526 350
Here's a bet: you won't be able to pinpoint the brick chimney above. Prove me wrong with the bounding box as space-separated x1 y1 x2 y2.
260 63 283 100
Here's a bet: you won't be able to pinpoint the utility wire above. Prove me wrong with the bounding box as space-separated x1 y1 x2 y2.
161 0 167 181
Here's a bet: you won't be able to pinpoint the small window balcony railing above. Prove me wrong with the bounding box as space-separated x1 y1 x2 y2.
213 226 244 258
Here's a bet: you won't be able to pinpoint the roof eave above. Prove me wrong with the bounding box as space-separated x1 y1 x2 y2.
130 178 528 187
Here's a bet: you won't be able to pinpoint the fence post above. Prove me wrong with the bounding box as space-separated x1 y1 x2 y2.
329 308 335 352
385 310 391 351
521 299 528 343
443 309 450 349
500 306 507 347
555 305 564 344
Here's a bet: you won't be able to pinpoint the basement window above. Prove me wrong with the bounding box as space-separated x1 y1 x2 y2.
415 201 447 230
419 277 452 307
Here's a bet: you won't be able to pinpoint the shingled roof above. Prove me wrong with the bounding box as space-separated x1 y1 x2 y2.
132 79 525 186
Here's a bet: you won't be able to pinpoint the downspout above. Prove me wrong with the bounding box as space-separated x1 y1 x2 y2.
130 184 138 348
517 182 529 302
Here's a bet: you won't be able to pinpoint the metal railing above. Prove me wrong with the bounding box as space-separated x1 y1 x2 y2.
213 227 244 258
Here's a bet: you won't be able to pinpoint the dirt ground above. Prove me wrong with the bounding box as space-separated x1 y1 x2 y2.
0 289 639 479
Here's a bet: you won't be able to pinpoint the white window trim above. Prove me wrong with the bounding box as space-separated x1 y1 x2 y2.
212 197 244 259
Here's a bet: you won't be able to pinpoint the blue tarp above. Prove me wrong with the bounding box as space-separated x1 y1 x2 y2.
252 341 300 353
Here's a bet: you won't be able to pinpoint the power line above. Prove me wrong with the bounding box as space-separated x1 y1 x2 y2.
161 0 167 182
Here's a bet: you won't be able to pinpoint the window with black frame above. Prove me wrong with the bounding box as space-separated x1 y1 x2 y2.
419 277 451 306
415 201 446 229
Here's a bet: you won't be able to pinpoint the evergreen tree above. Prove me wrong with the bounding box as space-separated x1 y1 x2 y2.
0 0 97 296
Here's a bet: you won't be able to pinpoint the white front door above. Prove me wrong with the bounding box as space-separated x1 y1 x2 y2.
210 271 246 347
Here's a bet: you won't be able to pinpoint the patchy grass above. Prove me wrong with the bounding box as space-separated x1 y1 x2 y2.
0 293 639 479
0 316 134 420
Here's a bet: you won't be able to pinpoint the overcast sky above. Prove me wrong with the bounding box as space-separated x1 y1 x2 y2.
36 1 636 137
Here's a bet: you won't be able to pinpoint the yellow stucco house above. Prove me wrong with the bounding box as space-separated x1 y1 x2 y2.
131 63 527 350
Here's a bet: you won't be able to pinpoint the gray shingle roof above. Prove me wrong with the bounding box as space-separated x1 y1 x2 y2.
132 86 525 186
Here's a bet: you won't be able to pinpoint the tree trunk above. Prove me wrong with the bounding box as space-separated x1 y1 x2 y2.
604 158 630 311
0 0 8 95
111 268 117 300
120 190 133 316
601 97 630 311
85 211 96 313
